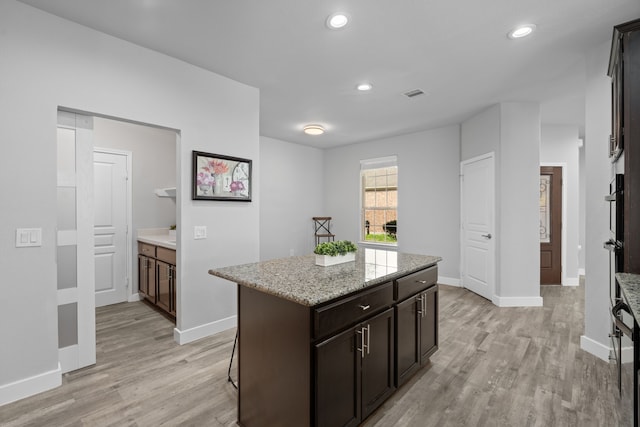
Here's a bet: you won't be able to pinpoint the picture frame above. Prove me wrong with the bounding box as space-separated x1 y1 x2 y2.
192 151 252 201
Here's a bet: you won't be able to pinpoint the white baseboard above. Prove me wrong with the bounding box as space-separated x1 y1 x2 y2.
492 295 543 307
564 277 580 287
174 315 237 345
438 276 460 287
0 364 61 407
128 293 141 302
580 335 612 362
578 268 585 276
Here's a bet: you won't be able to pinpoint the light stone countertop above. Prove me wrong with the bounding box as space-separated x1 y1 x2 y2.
209 249 441 307
137 228 176 250
616 272 640 322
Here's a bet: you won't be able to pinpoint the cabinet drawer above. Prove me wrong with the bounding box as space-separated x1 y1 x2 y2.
395 266 437 301
139 242 156 257
313 281 393 339
157 246 176 264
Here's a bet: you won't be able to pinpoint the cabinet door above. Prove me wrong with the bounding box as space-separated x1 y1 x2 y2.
170 265 176 316
146 257 156 302
419 286 438 363
395 296 420 386
361 307 395 420
315 326 360 427
156 260 171 313
137 255 148 298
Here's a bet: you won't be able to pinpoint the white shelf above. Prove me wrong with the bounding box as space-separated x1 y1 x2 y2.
154 187 176 198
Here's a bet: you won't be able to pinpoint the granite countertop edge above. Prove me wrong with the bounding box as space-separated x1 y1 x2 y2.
209 253 442 307
616 272 640 322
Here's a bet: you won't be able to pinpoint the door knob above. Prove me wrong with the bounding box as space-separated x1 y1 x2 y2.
481 233 492 239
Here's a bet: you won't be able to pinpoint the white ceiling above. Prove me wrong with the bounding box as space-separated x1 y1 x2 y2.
18 0 640 148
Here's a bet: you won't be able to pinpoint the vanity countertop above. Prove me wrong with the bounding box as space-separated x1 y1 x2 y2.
137 228 176 250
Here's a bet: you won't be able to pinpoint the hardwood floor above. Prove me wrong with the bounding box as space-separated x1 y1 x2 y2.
0 284 629 426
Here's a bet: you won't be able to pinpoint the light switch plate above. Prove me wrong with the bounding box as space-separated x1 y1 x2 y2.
194 226 207 240
16 228 42 247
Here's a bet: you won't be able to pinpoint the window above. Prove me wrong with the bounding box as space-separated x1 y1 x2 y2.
361 157 397 244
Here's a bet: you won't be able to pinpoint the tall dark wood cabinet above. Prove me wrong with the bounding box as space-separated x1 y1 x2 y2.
609 19 640 272
609 18 640 427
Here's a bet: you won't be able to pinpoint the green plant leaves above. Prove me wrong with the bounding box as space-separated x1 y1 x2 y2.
314 240 358 256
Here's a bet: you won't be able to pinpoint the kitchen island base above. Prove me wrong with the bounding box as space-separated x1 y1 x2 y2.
218 254 440 427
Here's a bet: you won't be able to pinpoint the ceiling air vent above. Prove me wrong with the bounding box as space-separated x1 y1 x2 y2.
403 89 425 98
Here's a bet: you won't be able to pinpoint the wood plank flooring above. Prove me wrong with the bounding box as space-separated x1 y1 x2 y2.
0 284 629 426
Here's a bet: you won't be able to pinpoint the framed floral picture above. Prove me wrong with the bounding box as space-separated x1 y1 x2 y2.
192 151 252 201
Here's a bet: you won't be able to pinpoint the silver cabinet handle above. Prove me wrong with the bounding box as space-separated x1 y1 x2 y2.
358 304 370 311
416 280 427 284
356 328 366 358
416 296 423 317
423 293 427 318
481 233 492 239
366 324 370 355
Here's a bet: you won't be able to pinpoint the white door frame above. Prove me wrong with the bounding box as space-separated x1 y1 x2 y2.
94 147 133 303
540 162 568 286
460 152 496 302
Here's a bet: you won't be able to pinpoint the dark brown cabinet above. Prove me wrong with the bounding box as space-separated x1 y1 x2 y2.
138 242 176 320
236 264 438 427
315 307 395 427
394 266 439 386
137 253 156 302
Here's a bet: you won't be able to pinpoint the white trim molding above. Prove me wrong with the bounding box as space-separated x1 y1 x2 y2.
564 277 580 287
438 276 461 287
174 315 237 345
492 295 543 307
0 365 61 407
580 335 611 362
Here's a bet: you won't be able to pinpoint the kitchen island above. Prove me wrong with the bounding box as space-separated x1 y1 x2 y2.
210 249 441 427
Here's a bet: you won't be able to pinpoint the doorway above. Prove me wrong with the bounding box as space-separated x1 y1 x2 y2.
540 166 562 285
460 153 496 301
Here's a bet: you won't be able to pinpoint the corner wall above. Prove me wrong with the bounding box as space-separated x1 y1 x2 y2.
0 0 259 404
323 125 461 283
461 103 542 305
582 40 614 360
259 136 324 260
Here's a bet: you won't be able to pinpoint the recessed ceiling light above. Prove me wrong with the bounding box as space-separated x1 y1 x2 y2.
357 83 372 91
303 124 325 136
508 24 536 39
326 13 349 29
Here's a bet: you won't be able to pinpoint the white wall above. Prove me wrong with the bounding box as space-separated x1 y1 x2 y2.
461 103 542 305
541 125 581 285
582 41 614 360
323 125 461 283
259 136 324 260
0 0 259 403
93 117 177 300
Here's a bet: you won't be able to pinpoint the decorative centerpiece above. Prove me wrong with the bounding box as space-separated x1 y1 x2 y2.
314 240 358 266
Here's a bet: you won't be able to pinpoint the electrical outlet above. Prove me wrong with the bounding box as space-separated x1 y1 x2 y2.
194 226 207 240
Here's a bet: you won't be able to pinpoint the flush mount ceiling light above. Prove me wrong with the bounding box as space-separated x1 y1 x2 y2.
326 12 349 29
508 24 536 39
303 124 325 136
357 83 373 91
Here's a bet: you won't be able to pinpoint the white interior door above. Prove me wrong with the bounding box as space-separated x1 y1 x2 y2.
94 149 130 307
461 153 495 301
57 111 96 373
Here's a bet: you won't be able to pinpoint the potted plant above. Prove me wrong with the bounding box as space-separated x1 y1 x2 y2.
314 240 358 266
